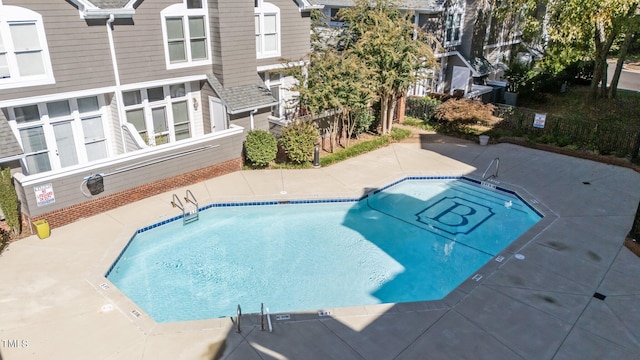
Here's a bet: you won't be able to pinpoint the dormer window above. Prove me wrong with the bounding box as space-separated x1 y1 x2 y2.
0 5 55 90
161 1 211 69
255 2 280 59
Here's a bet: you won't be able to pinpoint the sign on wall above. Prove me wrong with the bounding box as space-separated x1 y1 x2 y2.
533 113 547 128
34 183 55 207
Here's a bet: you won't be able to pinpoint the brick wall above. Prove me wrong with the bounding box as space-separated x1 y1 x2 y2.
27 158 242 231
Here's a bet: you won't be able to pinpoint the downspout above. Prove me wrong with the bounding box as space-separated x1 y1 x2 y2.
106 14 128 153
250 108 258 130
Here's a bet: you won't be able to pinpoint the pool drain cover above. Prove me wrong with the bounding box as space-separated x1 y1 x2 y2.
593 292 606 300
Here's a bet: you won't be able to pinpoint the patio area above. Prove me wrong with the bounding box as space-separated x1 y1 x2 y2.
1 136 639 359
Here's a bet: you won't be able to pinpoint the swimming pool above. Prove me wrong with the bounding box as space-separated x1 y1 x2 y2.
106 177 542 323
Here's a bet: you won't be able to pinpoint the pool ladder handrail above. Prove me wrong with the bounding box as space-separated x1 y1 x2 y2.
170 190 199 225
236 304 242 333
482 157 500 181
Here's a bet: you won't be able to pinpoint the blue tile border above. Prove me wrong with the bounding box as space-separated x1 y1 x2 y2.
105 175 543 277
132 175 544 235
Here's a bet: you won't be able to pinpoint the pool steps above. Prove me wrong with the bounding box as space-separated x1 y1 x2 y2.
170 189 200 225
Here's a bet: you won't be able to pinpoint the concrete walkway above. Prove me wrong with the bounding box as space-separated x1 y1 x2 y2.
1 137 640 359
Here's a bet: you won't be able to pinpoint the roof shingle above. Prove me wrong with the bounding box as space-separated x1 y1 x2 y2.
206 75 277 114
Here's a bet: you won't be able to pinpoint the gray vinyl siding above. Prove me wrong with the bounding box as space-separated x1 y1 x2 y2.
0 1 115 101
256 0 311 68
458 0 477 59
108 94 125 155
211 0 258 87
229 108 270 132
114 0 214 86
16 132 245 217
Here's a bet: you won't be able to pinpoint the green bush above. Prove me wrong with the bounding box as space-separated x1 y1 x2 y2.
0 168 20 235
390 127 411 141
320 136 390 167
244 130 278 167
406 96 441 121
279 121 318 164
353 110 375 135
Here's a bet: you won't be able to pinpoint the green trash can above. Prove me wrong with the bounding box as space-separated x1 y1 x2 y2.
33 219 50 239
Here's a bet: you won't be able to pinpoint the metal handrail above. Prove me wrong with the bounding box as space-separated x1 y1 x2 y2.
171 194 184 212
185 189 198 208
236 304 242 333
482 157 500 181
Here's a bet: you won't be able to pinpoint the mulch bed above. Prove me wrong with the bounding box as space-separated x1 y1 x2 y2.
625 237 640 258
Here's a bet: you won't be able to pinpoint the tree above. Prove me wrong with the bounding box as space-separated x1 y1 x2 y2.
509 0 640 99
286 10 375 152
338 0 437 135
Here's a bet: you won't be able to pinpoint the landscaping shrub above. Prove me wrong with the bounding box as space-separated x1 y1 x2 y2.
390 127 411 141
244 130 278 167
405 96 441 122
320 136 390 167
353 110 375 136
279 121 318 164
0 168 20 235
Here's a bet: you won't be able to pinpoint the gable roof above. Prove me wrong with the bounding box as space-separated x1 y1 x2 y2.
68 0 137 19
206 75 278 114
0 116 23 163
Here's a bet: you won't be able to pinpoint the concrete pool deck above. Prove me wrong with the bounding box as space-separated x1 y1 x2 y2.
1 136 640 359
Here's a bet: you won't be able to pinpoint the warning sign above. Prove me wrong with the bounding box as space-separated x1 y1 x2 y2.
34 183 55 207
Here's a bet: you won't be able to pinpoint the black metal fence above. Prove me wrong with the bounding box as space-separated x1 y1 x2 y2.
493 105 640 158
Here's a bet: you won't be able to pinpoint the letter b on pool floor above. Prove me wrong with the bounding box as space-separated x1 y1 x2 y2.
417 196 494 236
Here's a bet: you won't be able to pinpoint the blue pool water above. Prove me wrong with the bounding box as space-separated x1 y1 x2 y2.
106 178 541 323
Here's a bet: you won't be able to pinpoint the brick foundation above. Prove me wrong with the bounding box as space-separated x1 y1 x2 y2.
27 158 242 230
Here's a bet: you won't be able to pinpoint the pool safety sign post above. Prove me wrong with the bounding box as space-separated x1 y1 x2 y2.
34 183 55 207
533 113 546 128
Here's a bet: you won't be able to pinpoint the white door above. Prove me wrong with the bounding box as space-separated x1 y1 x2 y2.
451 66 470 95
52 122 78 168
209 97 227 133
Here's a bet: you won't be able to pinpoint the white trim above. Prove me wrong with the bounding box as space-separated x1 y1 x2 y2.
257 60 305 72
161 3 212 70
15 125 244 185
0 86 116 108
483 39 521 50
255 2 281 59
0 5 56 90
119 74 207 92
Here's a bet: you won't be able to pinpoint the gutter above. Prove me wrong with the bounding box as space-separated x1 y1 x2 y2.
296 0 324 11
82 9 135 20
228 102 278 115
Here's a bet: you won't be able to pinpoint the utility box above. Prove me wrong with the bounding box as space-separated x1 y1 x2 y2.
33 219 50 239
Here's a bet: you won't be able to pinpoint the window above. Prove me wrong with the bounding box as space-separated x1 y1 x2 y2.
0 5 54 89
9 96 109 174
445 13 462 45
123 83 192 146
161 1 210 69
255 2 280 58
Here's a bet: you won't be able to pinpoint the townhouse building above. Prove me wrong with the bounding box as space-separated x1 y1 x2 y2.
0 0 316 229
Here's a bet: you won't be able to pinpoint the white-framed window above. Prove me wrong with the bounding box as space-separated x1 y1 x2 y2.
123 83 192 146
255 2 280 59
161 1 211 69
262 71 297 120
445 12 462 45
9 96 109 175
0 5 55 90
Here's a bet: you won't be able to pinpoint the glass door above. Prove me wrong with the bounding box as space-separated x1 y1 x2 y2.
52 122 78 167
